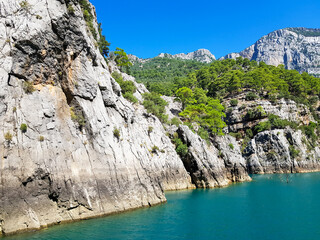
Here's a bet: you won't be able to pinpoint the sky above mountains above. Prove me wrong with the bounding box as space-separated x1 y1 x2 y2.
91 0 320 59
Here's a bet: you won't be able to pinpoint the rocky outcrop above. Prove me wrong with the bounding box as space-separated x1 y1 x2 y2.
1 0 320 237
157 49 215 63
222 28 320 76
0 0 194 235
129 49 215 64
177 125 251 188
224 92 314 132
244 129 320 174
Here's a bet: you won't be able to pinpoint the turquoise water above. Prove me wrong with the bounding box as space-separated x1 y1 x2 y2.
3 173 320 240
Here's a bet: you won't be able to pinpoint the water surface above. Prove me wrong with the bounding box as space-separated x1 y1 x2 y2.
3 173 320 240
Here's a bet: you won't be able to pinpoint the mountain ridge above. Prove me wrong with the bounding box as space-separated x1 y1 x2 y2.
129 49 215 63
221 27 320 76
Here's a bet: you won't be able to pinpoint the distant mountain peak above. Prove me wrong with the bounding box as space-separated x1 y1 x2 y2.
129 49 216 64
157 49 215 63
222 27 320 77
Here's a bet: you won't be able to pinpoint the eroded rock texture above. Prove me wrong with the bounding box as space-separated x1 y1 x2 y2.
177 125 251 188
0 0 194 234
222 28 320 76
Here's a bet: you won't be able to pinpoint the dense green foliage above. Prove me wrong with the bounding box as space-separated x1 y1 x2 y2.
78 0 110 56
79 0 97 39
172 133 188 157
134 55 320 144
130 57 208 95
173 57 320 106
112 72 138 103
114 48 132 72
254 114 298 133
142 92 168 123
179 98 226 135
98 23 110 58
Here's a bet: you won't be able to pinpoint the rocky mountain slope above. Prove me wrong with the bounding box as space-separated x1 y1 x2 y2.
1 0 320 237
129 49 215 64
222 28 320 76
0 0 245 235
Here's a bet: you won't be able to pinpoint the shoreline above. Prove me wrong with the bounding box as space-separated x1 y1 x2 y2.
2 170 320 237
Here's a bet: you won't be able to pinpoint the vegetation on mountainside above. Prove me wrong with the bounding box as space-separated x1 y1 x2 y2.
173 58 320 106
142 92 168 123
136 56 320 149
98 23 110 58
77 0 110 57
130 57 208 95
112 72 138 103
113 48 132 72
288 28 320 37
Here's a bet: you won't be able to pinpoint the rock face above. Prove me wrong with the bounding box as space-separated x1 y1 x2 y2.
224 92 314 133
157 49 215 63
244 129 320 174
0 0 194 235
129 49 216 64
177 125 251 188
222 28 320 76
1 0 320 236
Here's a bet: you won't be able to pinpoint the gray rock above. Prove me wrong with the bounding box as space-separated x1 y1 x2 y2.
0 0 194 235
244 129 320 174
222 28 320 76
177 125 251 188
129 49 215 64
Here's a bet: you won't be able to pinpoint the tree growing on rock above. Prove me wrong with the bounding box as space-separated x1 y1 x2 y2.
114 48 132 72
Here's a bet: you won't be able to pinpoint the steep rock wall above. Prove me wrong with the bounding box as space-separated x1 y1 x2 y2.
0 0 194 234
222 28 320 76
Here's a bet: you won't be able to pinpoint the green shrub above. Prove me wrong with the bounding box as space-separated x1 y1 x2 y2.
230 99 238 107
23 81 35 94
245 129 253 138
245 92 258 101
79 0 97 39
255 121 271 133
245 106 266 120
151 145 160 153
20 1 30 9
226 108 233 114
142 92 168 123
70 107 86 128
67 4 75 15
148 126 153 135
229 132 242 141
113 128 120 140
123 92 138 103
4 132 13 142
198 127 210 144
289 145 300 159
172 135 188 157
228 143 234 150
20 123 27 133
176 143 188 156
112 72 138 103
170 117 182 127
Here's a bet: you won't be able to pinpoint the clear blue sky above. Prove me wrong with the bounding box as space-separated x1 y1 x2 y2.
91 0 319 59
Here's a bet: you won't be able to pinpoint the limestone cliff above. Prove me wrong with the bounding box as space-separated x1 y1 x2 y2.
0 0 195 235
1 0 320 237
222 28 320 76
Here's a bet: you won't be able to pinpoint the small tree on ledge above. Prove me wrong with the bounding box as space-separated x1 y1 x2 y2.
114 48 132 73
